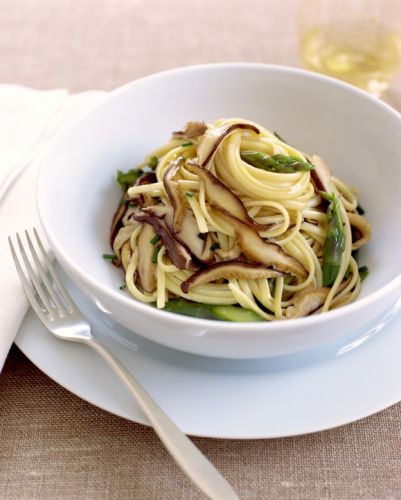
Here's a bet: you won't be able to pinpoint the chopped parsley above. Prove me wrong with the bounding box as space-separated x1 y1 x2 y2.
102 253 118 261
210 242 221 251
152 246 161 264
150 234 161 245
358 266 369 281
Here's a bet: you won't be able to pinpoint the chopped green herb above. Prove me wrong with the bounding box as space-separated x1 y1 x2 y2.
356 204 365 215
116 169 142 190
185 191 194 198
181 141 193 147
150 234 161 245
273 131 288 144
128 202 137 208
152 245 161 264
119 283 127 290
358 266 369 281
240 151 314 173
102 253 118 261
210 242 221 251
148 156 158 168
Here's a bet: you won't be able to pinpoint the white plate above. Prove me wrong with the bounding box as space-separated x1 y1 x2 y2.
15 265 401 439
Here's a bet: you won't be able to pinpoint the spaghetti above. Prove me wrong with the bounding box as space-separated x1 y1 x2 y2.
108 118 371 321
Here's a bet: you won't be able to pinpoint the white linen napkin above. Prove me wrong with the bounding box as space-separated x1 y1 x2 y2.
0 86 106 370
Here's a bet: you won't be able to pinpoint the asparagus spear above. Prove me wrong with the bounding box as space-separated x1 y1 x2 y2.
161 299 263 322
240 151 314 173
320 191 345 287
116 168 143 191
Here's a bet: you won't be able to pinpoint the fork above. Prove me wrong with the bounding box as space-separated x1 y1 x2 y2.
9 228 239 500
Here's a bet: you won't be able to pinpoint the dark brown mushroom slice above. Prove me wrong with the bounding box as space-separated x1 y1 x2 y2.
122 204 139 226
172 121 207 138
163 157 186 232
137 223 157 293
197 123 260 169
110 192 131 247
133 209 198 271
286 286 330 318
310 155 333 194
131 172 157 207
187 161 273 231
348 212 372 250
215 243 242 261
181 261 284 293
216 208 308 278
112 224 138 266
139 204 213 264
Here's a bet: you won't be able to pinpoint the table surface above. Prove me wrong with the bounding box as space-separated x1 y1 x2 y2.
1 1 401 499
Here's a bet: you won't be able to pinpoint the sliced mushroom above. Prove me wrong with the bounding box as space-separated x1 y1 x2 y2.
163 157 186 232
137 223 157 293
173 121 207 138
216 244 242 261
197 123 260 169
216 208 308 278
120 241 132 271
187 161 273 231
138 204 213 263
348 212 372 249
133 209 198 271
131 172 157 207
286 286 330 318
181 261 284 293
122 203 139 226
310 155 333 194
112 224 138 266
110 193 130 247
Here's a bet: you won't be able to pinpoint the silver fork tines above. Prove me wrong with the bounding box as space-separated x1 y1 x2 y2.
8 229 91 341
8 228 239 500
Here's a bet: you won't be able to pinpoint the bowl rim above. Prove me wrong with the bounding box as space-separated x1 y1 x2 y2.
37 62 401 332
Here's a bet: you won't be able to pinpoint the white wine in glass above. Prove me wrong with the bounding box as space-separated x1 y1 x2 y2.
298 0 401 96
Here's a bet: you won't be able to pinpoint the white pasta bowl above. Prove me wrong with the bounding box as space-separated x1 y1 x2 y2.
37 63 401 358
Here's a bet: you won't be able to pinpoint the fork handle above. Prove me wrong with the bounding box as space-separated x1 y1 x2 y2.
86 337 238 500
